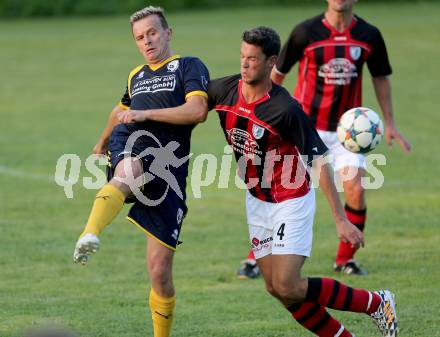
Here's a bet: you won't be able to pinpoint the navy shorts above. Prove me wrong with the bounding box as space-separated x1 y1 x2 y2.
107 124 188 250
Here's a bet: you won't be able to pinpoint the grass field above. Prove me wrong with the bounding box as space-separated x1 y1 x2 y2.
1 2 440 337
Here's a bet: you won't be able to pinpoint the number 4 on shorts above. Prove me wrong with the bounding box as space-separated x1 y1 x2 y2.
277 223 285 240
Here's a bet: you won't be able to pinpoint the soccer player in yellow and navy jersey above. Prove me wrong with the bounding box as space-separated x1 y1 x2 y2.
73 6 209 337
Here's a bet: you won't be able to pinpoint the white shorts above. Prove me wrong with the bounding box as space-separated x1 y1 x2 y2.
246 189 315 259
318 130 366 171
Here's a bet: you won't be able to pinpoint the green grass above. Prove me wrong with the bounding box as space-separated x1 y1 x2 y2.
1 3 440 337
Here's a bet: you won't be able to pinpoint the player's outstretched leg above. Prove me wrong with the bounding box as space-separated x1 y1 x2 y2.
237 249 260 279
288 303 355 337
260 255 398 337
73 233 101 265
306 278 398 337
73 156 142 265
370 290 399 337
73 183 125 264
261 255 357 336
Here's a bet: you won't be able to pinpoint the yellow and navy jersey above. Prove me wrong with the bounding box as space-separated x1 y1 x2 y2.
119 55 209 113
111 55 209 179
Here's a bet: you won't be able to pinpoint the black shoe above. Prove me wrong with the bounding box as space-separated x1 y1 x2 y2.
333 260 368 276
237 260 260 279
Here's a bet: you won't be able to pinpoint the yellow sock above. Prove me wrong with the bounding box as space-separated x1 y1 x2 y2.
149 288 176 337
80 184 125 237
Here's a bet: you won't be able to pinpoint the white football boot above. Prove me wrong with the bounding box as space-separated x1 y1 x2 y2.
370 290 399 337
73 233 100 265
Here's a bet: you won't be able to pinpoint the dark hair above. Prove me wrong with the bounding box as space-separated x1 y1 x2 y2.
242 26 281 58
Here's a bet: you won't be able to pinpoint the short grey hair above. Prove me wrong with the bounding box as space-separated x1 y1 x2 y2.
129 6 169 28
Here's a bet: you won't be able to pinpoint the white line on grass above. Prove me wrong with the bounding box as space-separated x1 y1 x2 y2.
0 165 53 182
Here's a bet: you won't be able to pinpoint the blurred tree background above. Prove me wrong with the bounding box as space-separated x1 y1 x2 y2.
0 0 435 18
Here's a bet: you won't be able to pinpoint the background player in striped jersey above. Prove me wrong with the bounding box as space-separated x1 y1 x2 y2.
208 26 398 337
73 6 209 337
268 0 412 275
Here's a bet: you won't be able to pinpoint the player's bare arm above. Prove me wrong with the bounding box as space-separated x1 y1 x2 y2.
270 67 286 86
117 95 208 125
93 104 124 154
372 76 411 153
318 159 364 248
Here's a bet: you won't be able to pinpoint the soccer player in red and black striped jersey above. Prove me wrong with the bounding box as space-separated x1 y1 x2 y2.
209 26 398 337
271 0 411 275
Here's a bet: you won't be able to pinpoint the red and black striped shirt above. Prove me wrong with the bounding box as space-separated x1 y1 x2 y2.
208 74 328 203
276 14 392 131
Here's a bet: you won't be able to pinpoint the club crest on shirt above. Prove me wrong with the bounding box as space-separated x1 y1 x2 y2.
350 46 361 61
137 71 145 79
252 124 265 139
167 60 179 72
227 128 262 156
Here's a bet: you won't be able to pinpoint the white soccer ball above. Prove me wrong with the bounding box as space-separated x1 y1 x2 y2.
337 107 384 153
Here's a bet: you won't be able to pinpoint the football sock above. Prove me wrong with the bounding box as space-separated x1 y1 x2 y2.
288 303 353 337
81 184 125 237
149 288 176 337
335 204 366 265
306 278 381 315
247 249 255 261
